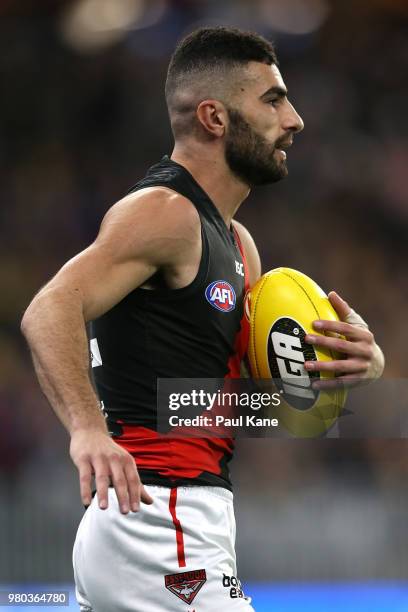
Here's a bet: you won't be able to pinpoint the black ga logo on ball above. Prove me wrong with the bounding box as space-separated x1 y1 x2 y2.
267 317 319 411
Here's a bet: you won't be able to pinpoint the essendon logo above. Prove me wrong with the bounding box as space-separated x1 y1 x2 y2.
165 569 207 604
205 280 236 312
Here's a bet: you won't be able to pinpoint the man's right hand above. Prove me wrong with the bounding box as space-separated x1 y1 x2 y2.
70 429 154 514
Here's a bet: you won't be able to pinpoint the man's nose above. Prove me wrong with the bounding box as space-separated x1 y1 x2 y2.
283 101 304 134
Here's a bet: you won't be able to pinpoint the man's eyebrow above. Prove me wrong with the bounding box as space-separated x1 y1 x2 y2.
260 85 288 99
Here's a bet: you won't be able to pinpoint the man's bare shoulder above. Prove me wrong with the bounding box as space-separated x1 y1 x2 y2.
101 187 200 238
232 220 262 286
232 220 256 248
96 186 201 266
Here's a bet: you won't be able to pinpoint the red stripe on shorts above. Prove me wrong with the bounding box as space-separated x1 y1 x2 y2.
169 488 186 568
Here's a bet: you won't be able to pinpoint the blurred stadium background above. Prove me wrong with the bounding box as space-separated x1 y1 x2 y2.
1 0 408 610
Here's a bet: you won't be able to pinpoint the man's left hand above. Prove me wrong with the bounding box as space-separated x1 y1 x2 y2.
304 291 385 389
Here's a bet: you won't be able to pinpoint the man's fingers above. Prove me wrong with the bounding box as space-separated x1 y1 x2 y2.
345 309 369 330
78 460 93 506
123 460 154 510
311 319 371 341
328 291 352 321
71 432 152 514
110 455 131 514
305 359 369 374
109 454 153 514
123 458 142 512
305 334 372 358
141 485 154 505
93 456 110 510
72 431 152 514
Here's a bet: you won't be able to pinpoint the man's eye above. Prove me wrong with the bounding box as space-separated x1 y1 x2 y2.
268 99 279 107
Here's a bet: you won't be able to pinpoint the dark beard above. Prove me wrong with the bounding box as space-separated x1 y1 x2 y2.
225 107 288 187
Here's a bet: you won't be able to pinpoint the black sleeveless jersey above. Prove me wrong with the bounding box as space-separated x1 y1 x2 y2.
90 156 249 490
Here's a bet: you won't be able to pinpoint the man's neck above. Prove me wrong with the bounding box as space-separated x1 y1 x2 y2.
171 142 250 227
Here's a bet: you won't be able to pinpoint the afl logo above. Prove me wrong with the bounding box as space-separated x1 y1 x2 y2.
205 280 236 312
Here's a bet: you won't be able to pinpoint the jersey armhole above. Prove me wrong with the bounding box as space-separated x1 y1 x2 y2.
134 213 210 302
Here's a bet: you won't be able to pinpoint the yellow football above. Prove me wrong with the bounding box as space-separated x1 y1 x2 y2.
246 267 347 437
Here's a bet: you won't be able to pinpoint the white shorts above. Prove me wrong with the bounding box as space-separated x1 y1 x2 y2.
73 485 255 612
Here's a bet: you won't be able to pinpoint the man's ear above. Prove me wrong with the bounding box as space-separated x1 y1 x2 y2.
196 100 228 138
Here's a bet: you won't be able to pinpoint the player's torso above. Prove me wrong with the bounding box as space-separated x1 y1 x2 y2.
90 156 249 490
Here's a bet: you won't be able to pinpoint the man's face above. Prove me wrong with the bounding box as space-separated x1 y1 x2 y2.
225 62 304 186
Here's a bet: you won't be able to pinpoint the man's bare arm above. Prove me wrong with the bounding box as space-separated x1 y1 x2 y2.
232 220 262 287
21 188 200 513
232 220 262 378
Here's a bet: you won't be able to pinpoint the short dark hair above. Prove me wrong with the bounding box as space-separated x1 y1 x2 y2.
166 26 277 89
165 27 278 137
